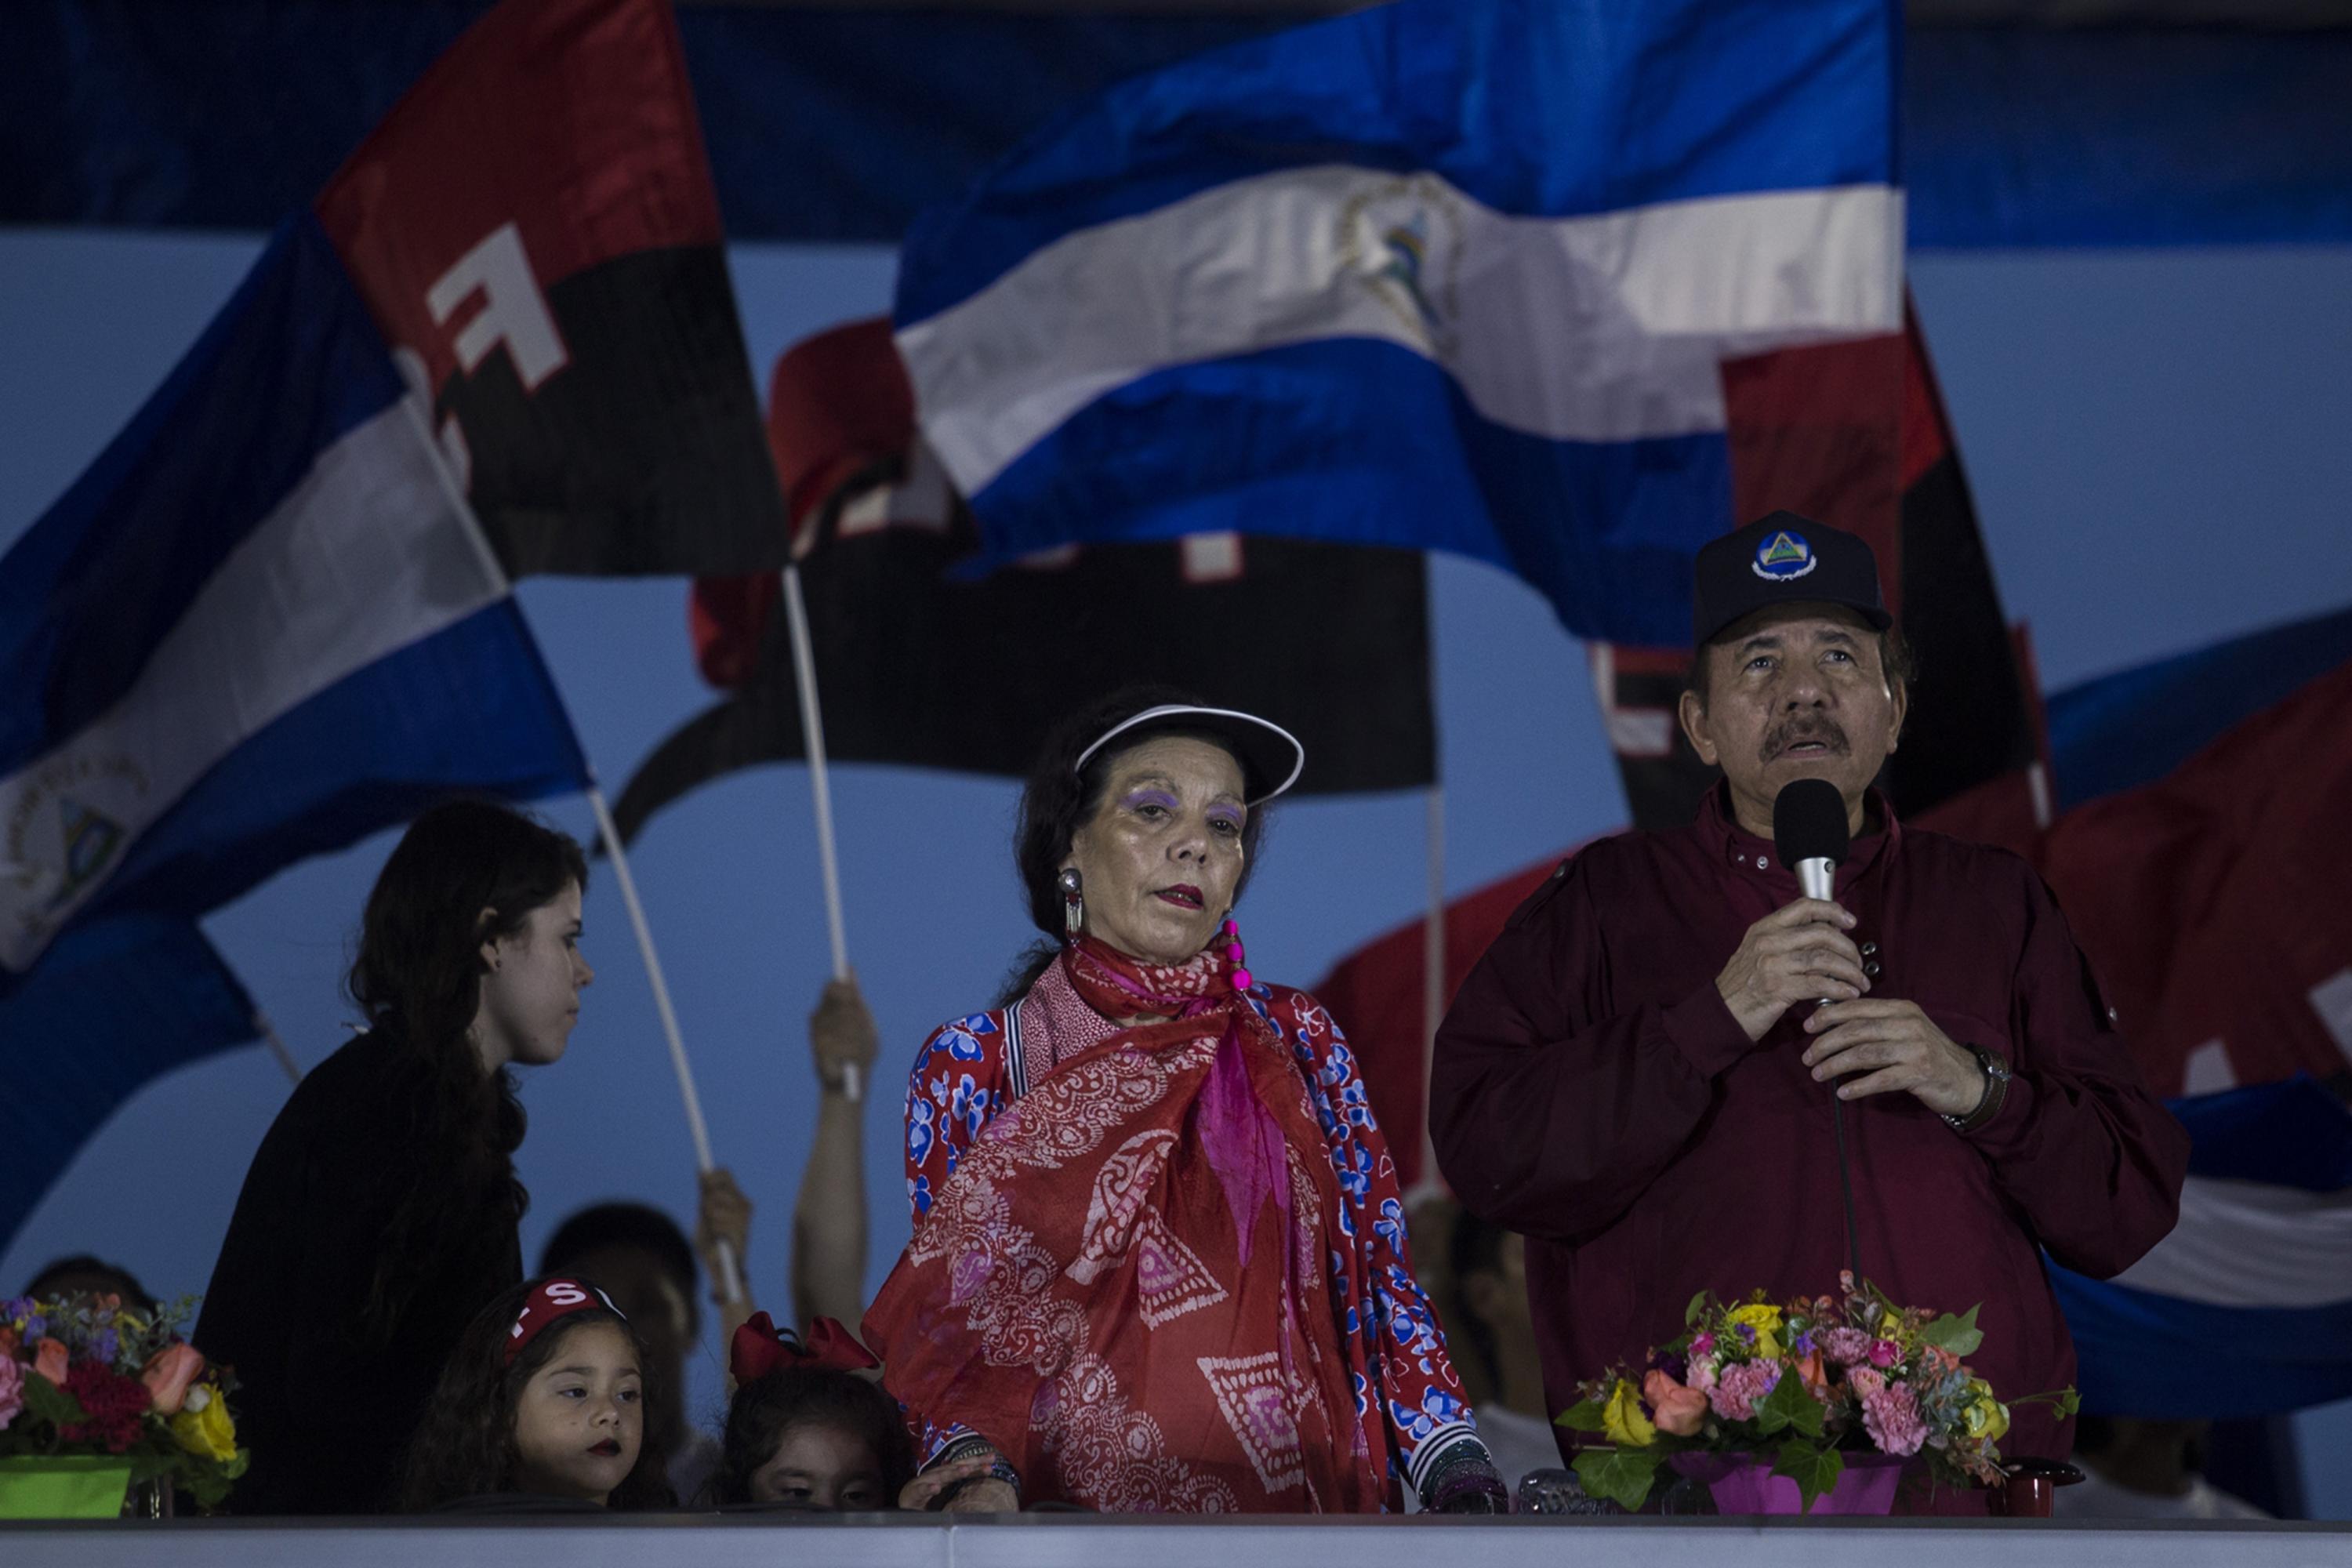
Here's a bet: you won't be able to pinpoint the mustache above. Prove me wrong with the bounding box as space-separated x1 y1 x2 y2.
1762 716 1850 763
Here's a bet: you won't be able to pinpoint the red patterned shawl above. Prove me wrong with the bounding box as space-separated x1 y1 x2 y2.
864 938 1388 1512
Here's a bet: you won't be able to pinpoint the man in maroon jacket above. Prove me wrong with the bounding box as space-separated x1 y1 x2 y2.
1430 512 2187 1494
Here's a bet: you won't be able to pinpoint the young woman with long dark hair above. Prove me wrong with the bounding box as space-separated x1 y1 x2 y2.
195 799 593 1512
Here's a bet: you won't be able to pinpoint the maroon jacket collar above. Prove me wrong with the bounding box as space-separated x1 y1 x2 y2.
1695 779 1900 896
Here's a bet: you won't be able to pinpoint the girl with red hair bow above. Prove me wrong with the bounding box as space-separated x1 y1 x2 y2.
716 1313 989 1508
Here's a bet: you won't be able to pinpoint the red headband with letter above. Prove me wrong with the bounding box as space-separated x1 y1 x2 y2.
728 1311 880 1382
506 1277 625 1365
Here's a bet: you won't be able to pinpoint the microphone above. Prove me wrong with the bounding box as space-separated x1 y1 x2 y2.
1770 775 1864 1285
1773 777 1850 903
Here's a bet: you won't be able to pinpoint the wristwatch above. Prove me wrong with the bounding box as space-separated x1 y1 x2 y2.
1941 1045 2011 1134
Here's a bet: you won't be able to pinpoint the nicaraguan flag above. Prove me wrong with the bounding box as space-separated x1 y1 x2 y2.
894 0 1904 643
0 212 588 1245
2052 1077 2352 1418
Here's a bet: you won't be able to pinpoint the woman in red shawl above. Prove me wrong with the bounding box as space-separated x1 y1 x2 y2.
865 689 1504 1514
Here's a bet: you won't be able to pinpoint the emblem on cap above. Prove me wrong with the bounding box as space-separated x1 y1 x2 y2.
1751 529 1818 582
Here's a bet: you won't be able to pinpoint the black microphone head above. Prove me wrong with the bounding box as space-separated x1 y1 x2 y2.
1773 778 1850 870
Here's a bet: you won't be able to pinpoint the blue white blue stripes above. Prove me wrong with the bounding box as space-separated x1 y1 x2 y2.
895 0 1903 644
2052 1078 2352 1418
0 213 587 971
0 212 589 1247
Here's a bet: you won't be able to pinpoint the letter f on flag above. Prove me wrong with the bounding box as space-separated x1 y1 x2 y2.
0 212 591 1250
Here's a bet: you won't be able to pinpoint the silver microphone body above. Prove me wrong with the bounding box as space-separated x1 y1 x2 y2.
1796 857 1835 904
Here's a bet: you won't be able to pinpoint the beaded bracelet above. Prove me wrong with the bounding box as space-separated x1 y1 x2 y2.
926 1437 1022 1509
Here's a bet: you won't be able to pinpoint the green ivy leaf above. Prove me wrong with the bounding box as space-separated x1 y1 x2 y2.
1686 1290 1709 1327
1555 1396 1608 1433
1918 1304 1985 1358
1572 1446 1662 1513
1771 1439 1844 1513
1752 1367 1825 1439
1771 1439 1845 1514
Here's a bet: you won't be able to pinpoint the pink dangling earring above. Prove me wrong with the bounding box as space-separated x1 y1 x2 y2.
1221 917 1253 993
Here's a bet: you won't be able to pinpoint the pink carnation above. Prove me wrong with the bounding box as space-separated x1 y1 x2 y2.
0 1352 21 1432
1847 1367 1886 1401
1819 1327 1872 1365
1862 1384 1928 1457
1708 1359 1781 1422
1687 1356 1719 1394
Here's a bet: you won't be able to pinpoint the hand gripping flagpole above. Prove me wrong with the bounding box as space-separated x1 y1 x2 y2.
586 783 743 1305
396 390 742 1305
779 561 858 1102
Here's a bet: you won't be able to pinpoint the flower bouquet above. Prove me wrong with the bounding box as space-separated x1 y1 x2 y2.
1 1292 247 1515
1555 1273 2075 1514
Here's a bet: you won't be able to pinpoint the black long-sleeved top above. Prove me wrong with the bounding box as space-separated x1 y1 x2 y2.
195 1030 521 1513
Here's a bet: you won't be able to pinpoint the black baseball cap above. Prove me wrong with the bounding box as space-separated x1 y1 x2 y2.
1691 510 1893 647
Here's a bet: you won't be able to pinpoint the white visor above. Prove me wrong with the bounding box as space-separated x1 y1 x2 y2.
1072 704 1305 807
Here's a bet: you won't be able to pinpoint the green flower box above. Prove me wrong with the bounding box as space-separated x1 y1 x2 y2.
0 1455 135 1519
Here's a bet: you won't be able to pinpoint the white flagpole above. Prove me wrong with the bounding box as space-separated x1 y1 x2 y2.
586 783 743 1305
397 389 743 1304
778 562 858 1101
1414 782 1447 1202
256 1011 301 1087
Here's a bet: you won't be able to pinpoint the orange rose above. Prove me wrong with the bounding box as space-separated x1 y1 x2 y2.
1642 1368 1709 1438
140 1342 206 1416
33 1337 68 1387
1795 1350 1827 1394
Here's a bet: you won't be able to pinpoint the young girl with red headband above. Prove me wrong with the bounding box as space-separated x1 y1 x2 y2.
399 1277 675 1511
715 1314 989 1509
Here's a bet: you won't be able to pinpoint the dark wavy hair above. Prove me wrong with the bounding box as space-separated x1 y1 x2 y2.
347 799 587 1341
397 1279 674 1512
1000 684 1272 1004
715 1365 915 1507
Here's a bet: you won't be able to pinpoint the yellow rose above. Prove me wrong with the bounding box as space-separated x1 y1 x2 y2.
1601 1378 1657 1449
1962 1380 2009 1443
1726 1304 1784 1361
170 1383 238 1463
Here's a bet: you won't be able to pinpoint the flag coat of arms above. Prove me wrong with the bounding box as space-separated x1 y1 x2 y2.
0 213 589 1246
893 0 1903 644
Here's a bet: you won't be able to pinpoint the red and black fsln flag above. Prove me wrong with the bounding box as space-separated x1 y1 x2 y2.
612 319 1435 844
317 0 788 577
1595 305 2041 836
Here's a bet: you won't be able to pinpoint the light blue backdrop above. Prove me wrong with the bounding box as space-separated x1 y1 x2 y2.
2 231 2348 1512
